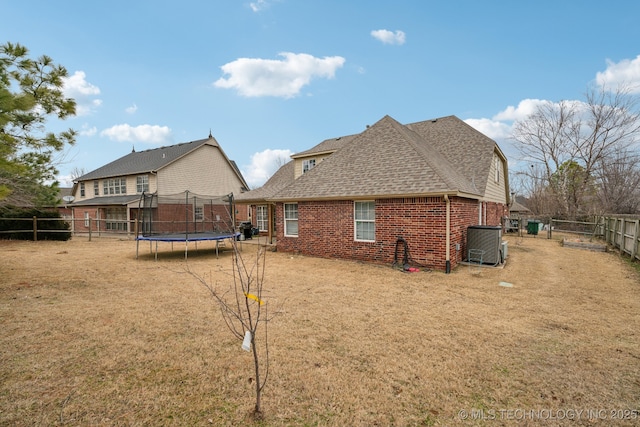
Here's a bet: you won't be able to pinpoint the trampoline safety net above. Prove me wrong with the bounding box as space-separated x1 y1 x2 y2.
137 191 235 238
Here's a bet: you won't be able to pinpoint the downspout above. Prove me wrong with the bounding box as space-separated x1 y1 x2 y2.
444 194 451 274
268 203 274 245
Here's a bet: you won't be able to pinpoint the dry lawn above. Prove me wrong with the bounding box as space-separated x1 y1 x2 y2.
1 234 639 426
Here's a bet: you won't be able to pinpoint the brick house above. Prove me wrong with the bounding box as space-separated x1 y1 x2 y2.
69 133 249 235
237 115 510 272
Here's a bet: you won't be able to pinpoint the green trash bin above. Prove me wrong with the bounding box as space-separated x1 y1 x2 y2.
527 220 540 235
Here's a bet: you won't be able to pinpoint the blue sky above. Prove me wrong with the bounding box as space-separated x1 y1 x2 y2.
3 0 640 189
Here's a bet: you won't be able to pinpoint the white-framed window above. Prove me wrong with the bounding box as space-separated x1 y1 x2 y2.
494 155 500 183
256 205 268 231
105 207 128 231
103 178 127 195
93 181 99 196
84 211 89 227
354 201 375 242
284 203 298 237
80 182 85 197
302 159 316 174
136 175 149 193
194 206 203 221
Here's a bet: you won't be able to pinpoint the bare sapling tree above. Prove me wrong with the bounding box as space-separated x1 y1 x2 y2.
188 238 275 418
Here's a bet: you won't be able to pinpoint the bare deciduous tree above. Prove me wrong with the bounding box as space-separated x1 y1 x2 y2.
69 167 88 181
596 148 640 214
512 85 640 218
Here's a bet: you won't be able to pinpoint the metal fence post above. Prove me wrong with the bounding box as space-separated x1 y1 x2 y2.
33 216 37 241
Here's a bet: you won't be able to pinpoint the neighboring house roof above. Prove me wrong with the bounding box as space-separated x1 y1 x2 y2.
58 187 73 199
75 136 249 190
71 194 141 207
235 160 295 203
510 200 531 213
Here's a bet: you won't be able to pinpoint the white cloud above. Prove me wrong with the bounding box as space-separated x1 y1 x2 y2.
100 124 172 144
75 99 102 116
249 0 268 12
214 52 346 98
493 99 550 122
57 174 75 188
242 148 293 188
595 55 640 93
464 118 512 140
63 71 100 97
62 71 102 116
370 29 406 45
125 103 138 114
79 124 97 137
463 99 551 142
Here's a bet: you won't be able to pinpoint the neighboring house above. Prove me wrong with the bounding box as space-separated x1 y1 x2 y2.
507 199 532 232
510 199 531 216
237 115 510 272
70 133 249 235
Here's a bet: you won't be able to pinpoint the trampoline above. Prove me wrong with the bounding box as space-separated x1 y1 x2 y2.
135 190 240 260
136 231 241 260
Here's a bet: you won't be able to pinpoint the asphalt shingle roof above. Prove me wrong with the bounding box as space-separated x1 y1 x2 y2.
76 138 216 181
292 133 357 157
71 194 141 206
406 115 502 196
272 115 489 201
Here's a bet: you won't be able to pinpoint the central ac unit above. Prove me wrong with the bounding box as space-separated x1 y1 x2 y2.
467 225 502 265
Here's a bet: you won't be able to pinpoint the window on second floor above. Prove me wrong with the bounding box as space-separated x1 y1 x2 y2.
136 175 149 193
80 182 85 197
302 159 316 174
103 178 127 195
93 181 99 196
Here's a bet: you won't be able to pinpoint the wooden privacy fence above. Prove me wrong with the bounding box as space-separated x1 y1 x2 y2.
601 216 640 262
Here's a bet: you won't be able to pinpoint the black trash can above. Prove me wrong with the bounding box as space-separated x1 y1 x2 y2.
240 221 253 239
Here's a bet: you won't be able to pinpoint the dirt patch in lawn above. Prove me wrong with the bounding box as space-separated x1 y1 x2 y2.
1 233 639 426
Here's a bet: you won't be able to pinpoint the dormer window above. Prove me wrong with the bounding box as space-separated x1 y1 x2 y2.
303 159 316 174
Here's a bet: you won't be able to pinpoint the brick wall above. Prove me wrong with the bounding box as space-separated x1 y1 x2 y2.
275 196 504 271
